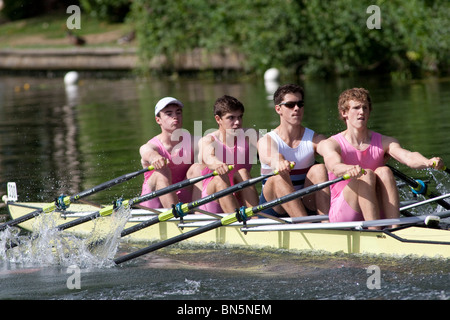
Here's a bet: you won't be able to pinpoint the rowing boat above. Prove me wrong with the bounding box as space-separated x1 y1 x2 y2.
6 200 450 259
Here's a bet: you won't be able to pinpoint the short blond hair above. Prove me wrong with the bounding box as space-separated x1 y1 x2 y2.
337 88 372 121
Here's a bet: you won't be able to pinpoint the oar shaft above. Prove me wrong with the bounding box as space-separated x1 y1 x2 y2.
56 212 101 231
119 171 277 237
0 166 153 232
400 193 450 211
114 174 348 264
184 173 275 212
56 169 223 232
114 220 222 264
120 216 159 237
0 210 41 231
249 176 345 218
388 165 450 210
71 166 152 201
387 165 420 189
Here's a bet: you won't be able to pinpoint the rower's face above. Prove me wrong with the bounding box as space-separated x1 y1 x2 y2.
275 93 304 124
156 105 183 130
343 100 370 128
215 110 244 132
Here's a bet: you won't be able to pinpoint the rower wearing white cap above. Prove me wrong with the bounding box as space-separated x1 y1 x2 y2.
139 97 202 208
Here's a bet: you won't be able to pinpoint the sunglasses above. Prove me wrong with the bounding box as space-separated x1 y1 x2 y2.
279 100 304 108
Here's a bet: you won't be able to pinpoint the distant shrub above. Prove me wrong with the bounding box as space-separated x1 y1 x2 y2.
130 0 449 78
79 0 131 23
2 0 45 20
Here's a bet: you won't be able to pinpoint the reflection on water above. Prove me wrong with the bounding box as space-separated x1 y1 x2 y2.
0 74 449 300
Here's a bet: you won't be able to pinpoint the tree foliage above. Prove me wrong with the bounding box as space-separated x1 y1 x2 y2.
130 0 449 78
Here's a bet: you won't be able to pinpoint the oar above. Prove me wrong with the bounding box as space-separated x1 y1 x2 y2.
400 192 450 212
54 167 233 232
114 173 351 265
387 165 450 210
4 167 230 251
441 165 450 175
0 166 155 232
241 210 450 232
119 169 282 238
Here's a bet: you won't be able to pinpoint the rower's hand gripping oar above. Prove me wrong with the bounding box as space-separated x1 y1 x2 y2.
119 166 287 238
55 166 234 232
114 172 353 265
0 166 155 232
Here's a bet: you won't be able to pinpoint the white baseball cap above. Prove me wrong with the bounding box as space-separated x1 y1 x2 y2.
154 97 184 116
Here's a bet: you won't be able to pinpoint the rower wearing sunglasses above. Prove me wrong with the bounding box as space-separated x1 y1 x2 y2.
257 84 330 217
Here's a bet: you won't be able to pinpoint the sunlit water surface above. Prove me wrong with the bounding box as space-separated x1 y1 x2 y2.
0 74 449 301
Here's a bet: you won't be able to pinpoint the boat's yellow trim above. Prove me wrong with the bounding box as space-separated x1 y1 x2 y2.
6 202 450 259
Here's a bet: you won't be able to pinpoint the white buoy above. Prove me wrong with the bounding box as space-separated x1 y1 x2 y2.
264 68 280 82
64 71 79 86
264 68 280 100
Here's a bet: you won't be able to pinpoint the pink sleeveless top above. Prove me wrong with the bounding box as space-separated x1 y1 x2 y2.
199 133 252 213
201 133 252 183
143 135 193 183
328 132 385 201
140 134 193 208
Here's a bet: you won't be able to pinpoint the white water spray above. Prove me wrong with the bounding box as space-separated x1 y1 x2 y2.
0 206 131 268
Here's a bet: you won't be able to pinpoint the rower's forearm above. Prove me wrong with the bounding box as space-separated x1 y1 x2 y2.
403 152 433 170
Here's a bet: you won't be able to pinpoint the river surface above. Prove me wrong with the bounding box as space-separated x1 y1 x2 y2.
0 73 449 303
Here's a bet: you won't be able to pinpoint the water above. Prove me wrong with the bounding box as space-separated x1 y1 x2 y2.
0 73 450 302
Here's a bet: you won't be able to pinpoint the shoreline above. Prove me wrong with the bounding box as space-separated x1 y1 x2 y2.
0 47 245 73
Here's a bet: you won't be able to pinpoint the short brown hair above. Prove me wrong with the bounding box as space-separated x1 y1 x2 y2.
337 88 372 121
273 84 304 105
213 95 245 118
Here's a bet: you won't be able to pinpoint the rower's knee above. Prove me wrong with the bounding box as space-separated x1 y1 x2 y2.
149 167 172 189
375 166 395 183
234 168 251 182
360 169 377 186
307 163 328 182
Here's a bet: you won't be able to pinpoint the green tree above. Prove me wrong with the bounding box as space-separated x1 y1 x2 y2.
130 0 449 78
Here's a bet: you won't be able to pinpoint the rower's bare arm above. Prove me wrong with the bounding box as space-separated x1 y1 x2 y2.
384 136 444 170
258 134 283 171
140 143 166 169
318 138 362 178
199 134 229 175
312 132 327 154
258 134 294 176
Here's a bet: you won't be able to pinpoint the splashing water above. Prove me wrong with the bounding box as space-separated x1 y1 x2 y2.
84 206 132 265
0 206 131 268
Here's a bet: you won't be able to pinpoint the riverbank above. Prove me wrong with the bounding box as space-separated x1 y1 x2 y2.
0 47 245 73
0 14 244 73
0 47 137 71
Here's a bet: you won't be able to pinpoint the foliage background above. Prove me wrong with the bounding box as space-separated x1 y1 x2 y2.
129 0 449 78
1 0 448 78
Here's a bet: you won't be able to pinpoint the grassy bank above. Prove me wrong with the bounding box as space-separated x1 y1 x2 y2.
0 14 134 49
